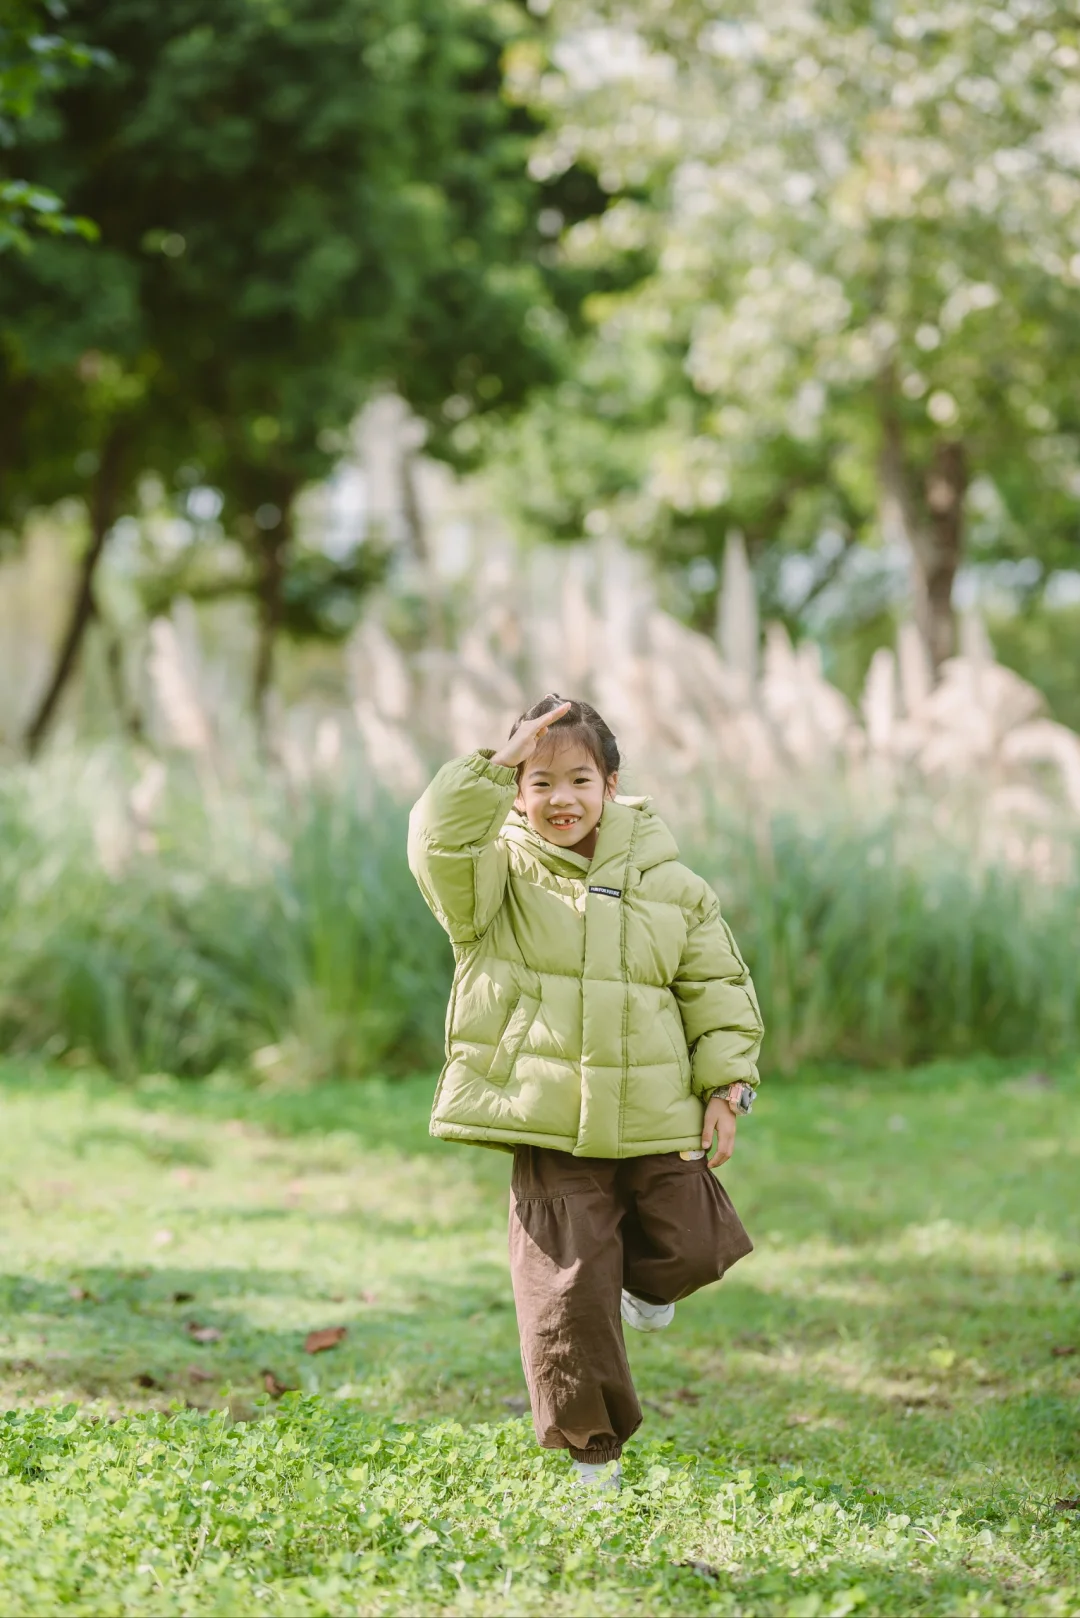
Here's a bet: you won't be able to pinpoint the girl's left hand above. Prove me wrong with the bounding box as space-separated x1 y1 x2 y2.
702 1095 737 1168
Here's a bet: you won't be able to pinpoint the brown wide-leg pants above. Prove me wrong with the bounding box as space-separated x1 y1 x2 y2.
508 1145 753 1464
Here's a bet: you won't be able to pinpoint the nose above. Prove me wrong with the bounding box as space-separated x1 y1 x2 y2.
549 783 575 806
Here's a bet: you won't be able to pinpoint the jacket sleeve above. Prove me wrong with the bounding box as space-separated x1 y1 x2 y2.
407 750 518 945
672 884 764 1098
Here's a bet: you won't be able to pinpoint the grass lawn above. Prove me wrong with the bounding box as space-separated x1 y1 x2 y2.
0 1057 1078 1616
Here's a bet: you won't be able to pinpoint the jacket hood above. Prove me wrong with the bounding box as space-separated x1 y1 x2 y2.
502 795 680 880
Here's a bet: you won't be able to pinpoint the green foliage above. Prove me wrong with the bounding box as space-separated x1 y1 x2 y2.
0 759 450 1078
990 603 1080 734
0 0 595 519
1 751 1078 1078
0 0 104 251
0 1059 1077 1614
0 0 612 739
695 810 1080 1072
2 1402 1076 1616
134 532 392 642
498 0 1080 654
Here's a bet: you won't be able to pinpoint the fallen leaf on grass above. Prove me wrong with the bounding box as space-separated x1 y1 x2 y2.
68 1285 95 1302
1055 1498 1080 1511
186 1365 216 1384
673 1387 701 1405
786 1412 816 1427
262 1369 298 1399
304 1326 347 1354
171 1290 194 1304
1050 1345 1077 1358
679 1561 721 1581
1057 1271 1076 1286
134 1372 162 1390
185 1322 223 1344
898 1393 952 1413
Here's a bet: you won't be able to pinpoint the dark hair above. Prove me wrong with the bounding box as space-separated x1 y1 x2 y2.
509 693 620 780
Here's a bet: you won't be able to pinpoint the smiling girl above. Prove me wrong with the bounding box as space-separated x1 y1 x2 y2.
408 695 763 1488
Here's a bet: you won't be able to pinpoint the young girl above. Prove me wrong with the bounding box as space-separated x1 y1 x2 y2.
408 695 763 1487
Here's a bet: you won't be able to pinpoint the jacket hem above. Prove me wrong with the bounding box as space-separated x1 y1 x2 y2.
431 1121 706 1158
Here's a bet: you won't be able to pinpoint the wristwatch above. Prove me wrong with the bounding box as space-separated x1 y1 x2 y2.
710 1082 755 1116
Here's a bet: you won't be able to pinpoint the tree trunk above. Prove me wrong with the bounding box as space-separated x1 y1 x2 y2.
23 428 127 756
877 375 966 676
251 507 290 747
401 446 444 648
400 446 430 567
916 439 967 670
100 613 146 744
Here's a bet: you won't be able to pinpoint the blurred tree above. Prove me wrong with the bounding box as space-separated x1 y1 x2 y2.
989 600 1080 732
507 0 1080 672
0 0 103 250
1 0 607 746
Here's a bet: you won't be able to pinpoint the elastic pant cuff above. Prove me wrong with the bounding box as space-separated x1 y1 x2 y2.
568 1442 623 1464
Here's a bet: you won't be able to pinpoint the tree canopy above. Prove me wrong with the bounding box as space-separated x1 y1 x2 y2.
1 0 610 744
0 0 102 250
503 0 1080 668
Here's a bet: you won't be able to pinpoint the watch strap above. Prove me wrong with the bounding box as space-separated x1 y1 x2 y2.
709 1083 754 1114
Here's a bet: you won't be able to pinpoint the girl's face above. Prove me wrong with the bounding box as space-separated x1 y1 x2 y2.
515 737 618 851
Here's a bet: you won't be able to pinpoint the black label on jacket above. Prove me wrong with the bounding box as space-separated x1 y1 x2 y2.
588 885 623 899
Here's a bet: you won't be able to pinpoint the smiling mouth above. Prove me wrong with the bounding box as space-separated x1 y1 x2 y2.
548 815 580 830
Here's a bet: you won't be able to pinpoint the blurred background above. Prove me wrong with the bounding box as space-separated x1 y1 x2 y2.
2 0 1079 1086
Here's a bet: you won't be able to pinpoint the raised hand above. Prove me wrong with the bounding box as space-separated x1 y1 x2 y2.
491 702 572 770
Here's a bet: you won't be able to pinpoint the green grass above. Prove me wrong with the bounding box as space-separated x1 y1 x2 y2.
1 1058 1078 1615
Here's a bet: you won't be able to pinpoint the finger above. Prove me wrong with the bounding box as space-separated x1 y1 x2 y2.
533 702 572 733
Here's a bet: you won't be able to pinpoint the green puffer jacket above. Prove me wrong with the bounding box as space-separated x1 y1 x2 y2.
408 750 763 1158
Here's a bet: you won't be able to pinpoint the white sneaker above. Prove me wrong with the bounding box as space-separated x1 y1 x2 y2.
571 1458 622 1491
620 1289 675 1333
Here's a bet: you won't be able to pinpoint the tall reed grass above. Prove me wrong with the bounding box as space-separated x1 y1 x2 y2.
0 753 448 1081
696 812 1078 1069
0 750 1075 1079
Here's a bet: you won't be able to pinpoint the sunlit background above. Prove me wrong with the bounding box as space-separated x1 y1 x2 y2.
3 0 1079 1080
2 8 1080 1612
